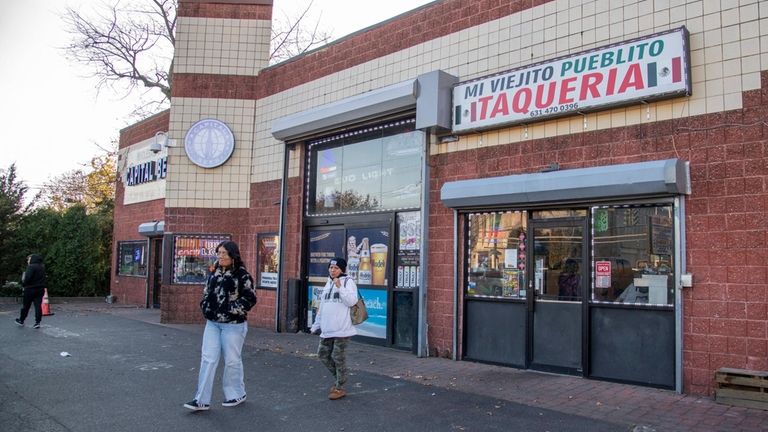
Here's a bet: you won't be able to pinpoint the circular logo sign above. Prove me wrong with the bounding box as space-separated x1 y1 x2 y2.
184 119 235 168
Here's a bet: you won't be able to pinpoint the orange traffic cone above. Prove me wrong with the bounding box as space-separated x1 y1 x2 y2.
42 288 54 316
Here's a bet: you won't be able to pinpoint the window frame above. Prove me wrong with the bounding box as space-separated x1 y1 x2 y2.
116 240 148 277
171 234 231 285
256 232 279 290
590 204 676 307
464 210 528 300
305 117 424 217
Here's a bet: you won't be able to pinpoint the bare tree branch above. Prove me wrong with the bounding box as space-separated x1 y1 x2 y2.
61 0 177 102
270 0 333 64
62 0 331 110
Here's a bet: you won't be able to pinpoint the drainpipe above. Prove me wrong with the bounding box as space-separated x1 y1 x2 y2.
674 195 685 393
275 144 291 332
145 237 151 309
417 136 430 357
452 209 458 360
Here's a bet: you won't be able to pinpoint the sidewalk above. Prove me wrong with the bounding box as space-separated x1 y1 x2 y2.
52 301 768 432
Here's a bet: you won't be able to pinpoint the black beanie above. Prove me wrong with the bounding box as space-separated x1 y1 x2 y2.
328 257 347 273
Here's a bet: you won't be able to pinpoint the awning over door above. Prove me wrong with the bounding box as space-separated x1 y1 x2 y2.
271 70 458 141
440 158 690 209
138 221 165 236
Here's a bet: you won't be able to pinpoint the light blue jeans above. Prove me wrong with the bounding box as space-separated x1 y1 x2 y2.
194 320 248 405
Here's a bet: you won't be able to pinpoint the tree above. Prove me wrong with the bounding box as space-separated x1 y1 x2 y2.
270 0 332 64
62 0 177 115
44 205 111 297
38 147 117 215
0 164 34 285
63 0 331 111
9 208 60 285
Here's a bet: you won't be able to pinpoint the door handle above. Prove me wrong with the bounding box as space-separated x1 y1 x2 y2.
527 279 534 312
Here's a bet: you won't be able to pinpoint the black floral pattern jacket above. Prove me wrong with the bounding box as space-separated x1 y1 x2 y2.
200 265 257 323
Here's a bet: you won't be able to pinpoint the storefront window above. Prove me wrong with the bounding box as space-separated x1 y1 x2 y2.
172 235 230 284
257 233 279 289
117 241 147 276
467 211 527 298
307 118 423 216
591 205 674 305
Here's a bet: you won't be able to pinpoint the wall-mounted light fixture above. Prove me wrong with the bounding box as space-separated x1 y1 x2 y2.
149 131 176 154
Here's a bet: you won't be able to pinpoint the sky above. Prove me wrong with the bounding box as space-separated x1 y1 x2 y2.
0 0 435 193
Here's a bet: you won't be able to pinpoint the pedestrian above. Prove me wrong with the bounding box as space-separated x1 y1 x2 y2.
184 240 257 412
310 257 358 400
15 254 48 329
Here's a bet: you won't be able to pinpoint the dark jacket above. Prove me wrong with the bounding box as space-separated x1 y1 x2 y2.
22 254 47 290
200 265 256 323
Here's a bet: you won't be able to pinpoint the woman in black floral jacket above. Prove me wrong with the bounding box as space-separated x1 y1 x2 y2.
184 240 256 412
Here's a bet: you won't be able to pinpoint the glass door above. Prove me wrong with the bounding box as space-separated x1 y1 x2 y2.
303 220 394 345
528 220 586 374
304 226 346 331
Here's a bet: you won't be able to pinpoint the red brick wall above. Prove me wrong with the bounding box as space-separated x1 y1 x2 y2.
427 71 768 395
173 0 556 100
177 1 272 20
164 207 251 323
248 178 281 328
683 71 768 395
111 200 164 306
118 111 170 150
112 112 170 306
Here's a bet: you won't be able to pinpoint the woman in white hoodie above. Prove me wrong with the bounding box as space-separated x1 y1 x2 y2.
310 257 358 400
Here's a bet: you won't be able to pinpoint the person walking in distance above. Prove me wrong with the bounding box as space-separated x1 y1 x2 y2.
15 254 47 329
310 257 358 400
184 241 257 411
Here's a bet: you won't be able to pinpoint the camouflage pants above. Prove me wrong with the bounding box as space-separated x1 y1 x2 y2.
317 337 350 389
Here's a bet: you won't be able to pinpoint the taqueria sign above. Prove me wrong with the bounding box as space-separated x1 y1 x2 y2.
453 27 691 133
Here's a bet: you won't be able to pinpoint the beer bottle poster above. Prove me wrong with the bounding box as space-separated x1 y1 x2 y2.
346 227 390 286
307 229 344 278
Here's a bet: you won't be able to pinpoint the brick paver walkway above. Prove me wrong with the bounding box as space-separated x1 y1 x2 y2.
50 301 768 431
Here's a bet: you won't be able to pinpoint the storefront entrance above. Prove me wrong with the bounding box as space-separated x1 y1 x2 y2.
302 213 419 352
529 219 586 374
459 203 678 389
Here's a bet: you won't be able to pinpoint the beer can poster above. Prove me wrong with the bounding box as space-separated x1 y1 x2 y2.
346 227 390 286
398 211 421 251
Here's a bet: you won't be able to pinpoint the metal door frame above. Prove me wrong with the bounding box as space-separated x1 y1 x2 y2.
526 216 589 375
301 213 403 348
150 237 163 309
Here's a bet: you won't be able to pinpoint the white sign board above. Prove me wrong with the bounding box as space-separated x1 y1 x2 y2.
121 139 168 205
453 27 691 133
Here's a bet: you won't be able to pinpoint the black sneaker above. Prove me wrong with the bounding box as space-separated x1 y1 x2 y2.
14 318 23 327
222 395 246 407
183 400 210 411
33 323 41 329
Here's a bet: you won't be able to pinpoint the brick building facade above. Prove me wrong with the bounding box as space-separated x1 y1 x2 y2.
113 0 768 396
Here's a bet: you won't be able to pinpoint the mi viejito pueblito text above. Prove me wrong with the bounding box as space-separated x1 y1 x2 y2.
453 29 689 132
